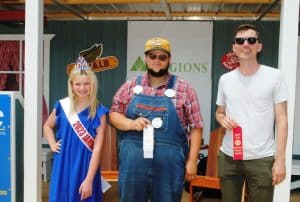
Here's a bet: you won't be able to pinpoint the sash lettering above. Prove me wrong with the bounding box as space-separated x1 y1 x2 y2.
60 98 94 152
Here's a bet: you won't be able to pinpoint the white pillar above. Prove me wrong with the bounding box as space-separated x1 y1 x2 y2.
24 0 43 201
43 34 55 108
274 0 299 201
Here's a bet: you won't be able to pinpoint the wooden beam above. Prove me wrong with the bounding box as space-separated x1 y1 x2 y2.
166 0 273 3
101 171 119 181
190 176 221 189
1 0 279 21
61 0 274 4
0 0 275 5
45 10 279 19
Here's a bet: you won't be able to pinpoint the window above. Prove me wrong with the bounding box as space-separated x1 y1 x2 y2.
0 40 24 92
0 34 54 105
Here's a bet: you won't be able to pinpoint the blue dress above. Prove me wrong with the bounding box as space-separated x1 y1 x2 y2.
49 99 108 202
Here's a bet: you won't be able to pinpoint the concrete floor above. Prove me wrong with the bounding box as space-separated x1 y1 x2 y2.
43 181 300 202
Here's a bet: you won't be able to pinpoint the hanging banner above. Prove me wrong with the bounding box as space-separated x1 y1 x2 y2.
0 94 11 201
127 21 212 143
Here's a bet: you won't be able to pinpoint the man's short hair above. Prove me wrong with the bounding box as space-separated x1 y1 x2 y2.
233 24 261 42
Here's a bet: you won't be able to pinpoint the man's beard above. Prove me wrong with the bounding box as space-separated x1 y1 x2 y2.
147 64 169 77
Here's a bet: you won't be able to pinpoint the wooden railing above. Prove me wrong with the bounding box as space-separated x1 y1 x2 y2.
101 123 119 181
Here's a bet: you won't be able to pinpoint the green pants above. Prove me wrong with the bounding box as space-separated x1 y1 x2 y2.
218 151 274 202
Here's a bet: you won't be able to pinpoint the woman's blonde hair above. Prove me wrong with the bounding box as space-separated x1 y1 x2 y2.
67 67 99 119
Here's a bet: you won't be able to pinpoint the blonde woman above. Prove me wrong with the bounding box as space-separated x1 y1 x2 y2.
44 56 108 202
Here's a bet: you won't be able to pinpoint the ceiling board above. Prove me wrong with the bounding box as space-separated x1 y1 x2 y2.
0 0 281 21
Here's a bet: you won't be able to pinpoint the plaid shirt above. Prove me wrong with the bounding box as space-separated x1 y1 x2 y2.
111 73 204 129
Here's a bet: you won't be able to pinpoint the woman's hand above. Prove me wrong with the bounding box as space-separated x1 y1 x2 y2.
79 178 93 200
49 139 61 153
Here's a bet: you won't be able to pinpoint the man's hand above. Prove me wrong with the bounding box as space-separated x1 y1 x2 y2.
185 159 198 181
216 106 238 130
219 116 238 130
272 158 286 185
130 117 151 131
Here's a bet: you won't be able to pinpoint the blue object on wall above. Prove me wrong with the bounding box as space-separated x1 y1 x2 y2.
0 94 11 202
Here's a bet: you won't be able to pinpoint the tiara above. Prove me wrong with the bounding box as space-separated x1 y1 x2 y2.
75 56 90 71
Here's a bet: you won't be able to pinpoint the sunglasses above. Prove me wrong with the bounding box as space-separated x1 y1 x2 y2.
234 37 259 45
147 54 169 61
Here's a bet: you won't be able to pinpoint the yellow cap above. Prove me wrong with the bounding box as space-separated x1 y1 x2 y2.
144 37 171 55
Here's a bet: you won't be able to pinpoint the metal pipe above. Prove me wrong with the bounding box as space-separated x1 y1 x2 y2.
51 0 87 21
257 0 280 21
160 0 172 20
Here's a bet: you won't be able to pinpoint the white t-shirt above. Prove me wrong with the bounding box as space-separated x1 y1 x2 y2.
216 65 288 160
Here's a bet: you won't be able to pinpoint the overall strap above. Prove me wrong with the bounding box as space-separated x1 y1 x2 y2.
167 75 177 89
136 75 143 85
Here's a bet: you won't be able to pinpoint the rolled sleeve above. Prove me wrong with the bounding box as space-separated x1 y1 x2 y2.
111 80 135 114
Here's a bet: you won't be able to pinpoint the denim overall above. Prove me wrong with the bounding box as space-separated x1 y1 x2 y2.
118 75 188 202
